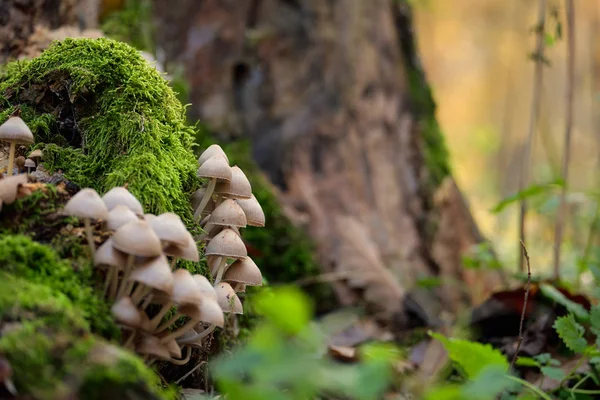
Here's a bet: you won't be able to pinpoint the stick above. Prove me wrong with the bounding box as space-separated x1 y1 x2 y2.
510 240 532 371
552 0 576 280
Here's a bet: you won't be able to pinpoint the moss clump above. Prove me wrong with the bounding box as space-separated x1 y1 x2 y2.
0 235 116 337
0 38 200 221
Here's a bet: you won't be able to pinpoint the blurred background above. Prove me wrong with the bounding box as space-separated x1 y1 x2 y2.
414 0 600 278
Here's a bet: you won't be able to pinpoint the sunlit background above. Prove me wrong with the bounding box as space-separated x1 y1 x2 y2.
414 1 600 280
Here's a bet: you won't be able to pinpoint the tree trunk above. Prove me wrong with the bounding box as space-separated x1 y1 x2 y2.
154 0 504 325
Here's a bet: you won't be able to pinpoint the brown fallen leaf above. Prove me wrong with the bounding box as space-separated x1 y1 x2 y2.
328 345 358 362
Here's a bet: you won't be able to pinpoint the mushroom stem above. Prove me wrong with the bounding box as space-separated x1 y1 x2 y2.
149 301 174 330
102 267 115 298
209 256 222 276
176 324 216 345
117 254 135 299
160 318 199 344
167 346 192 365
124 330 136 349
131 283 150 303
193 178 216 222
155 311 182 333
196 223 215 242
6 142 16 177
213 258 228 285
83 218 96 257
234 282 244 292
140 293 154 309
170 257 178 270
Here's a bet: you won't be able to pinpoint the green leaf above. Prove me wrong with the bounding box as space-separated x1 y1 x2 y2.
544 32 556 46
254 286 312 334
462 365 511 400
590 305 600 336
554 314 587 353
539 284 589 321
490 180 562 214
540 366 566 381
430 332 509 379
516 357 540 367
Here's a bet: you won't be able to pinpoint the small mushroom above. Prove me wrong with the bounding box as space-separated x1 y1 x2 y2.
193 155 231 222
0 174 28 205
63 188 109 257
0 117 34 177
128 254 174 304
14 156 25 173
214 165 252 201
176 296 224 345
201 198 247 239
223 257 263 287
94 238 128 298
107 204 139 231
198 144 229 166
102 186 144 215
160 297 224 344
24 158 36 173
151 269 202 331
28 149 42 164
214 282 244 314
163 230 200 269
148 212 189 249
205 227 248 284
235 194 265 227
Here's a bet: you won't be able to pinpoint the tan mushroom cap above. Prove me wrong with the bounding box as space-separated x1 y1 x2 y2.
208 199 247 228
129 254 174 295
94 238 128 269
198 298 225 327
196 155 231 181
198 144 229 166
193 274 217 301
107 204 139 231
163 231 199 262
214 282 243 314
111 219 163 257
28 149 42 159
223 257 263 286
149 212 189 247
143 213 157 222
171 269 203 306
0 117 34 144
111 297 143 328
136 334 171 360
102 187 144 215
24 158 36 169
235 195 265 227
0 174 28 204
208 224 241 239
205 228 247 259
164 338 182 359
63 188 109 220
214 166 252 199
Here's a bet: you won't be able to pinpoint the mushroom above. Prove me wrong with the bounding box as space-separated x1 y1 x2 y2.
176 277 222 345
214 282 244 314
111 219 163 298
162 230 199 270
0 174 28 205
0 117 34 177
200 198 247 239
24 158 36 173
148 212 189 250
214 166 252 201
205 227 247 284
0 357 16 396
94 238 128 298
106 204 139 231
14 156 25 173
136 334 192 365
111 296 151 348
63 188 109 257
102 186 144 215
28 149 42 165
193 155 231 222
161 297 224 344
151 269 202 331
223 257 263 289
191 188 216 219
198 144 229 166
235 194 265 227
128 254 174 304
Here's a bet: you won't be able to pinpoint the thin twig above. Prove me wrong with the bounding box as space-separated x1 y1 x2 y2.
518 0 547 273
510 240 532 371
553 0 576 280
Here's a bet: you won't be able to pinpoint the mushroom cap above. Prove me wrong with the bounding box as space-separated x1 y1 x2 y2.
63 188 109 220
28 149 42 159
193 274 217 300
235 194 265 227
149 212 189 247
107 204 139 231
111 219 163 257
136 334 171 360
214 166 252 199
15 156 25 169
171 269 203 306
223 257 263 286
163 231 199 262
208 199 247 228
208 224 241 239
214 282 244 314
198 144 229 166
94 238 128 269
111 297 143 328
0 174 28 204
199 298 224 327
0 117 34 144
234 284 246 293
102 187 144 215
143 213 157 223
205 228 247 258
24 158 36 168
196 155 231 181
163 338 182 358
129 254 174 295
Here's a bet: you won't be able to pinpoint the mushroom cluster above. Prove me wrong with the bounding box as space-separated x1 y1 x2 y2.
0 117 43 177
192 144 266 317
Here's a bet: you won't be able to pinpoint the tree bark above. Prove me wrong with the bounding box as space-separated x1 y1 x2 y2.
154 0 504 325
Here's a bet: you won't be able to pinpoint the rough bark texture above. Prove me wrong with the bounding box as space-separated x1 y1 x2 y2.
154 0 503 325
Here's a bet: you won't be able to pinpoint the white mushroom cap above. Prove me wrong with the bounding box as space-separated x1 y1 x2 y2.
214 166 252 199
0 117 34 144
111 297 143 328
102 187 144 215
192 274 217 301
136 334 171 360
111 220 163 257
107 204 139 231
198 298 224 327
223 257 263 286
196 156 231 181
129 254 174 295
235 194 265 227
24 158 36 169
205 228 247 259
149 212 189 247
208 198 247 228
214 282 243 314
94 238 128 268
0 174 28 204
171 269 203 306
163 231 199 262
63 188 109 220
198 144 229 166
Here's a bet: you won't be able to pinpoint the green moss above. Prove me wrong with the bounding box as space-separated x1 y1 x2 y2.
0 38 200 222
101 0 155 52
0 235 116 337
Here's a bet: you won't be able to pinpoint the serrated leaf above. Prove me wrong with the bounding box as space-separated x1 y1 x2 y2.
554 314 587 353
430 332 509 379
539 284 589 320
540 366 566 381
